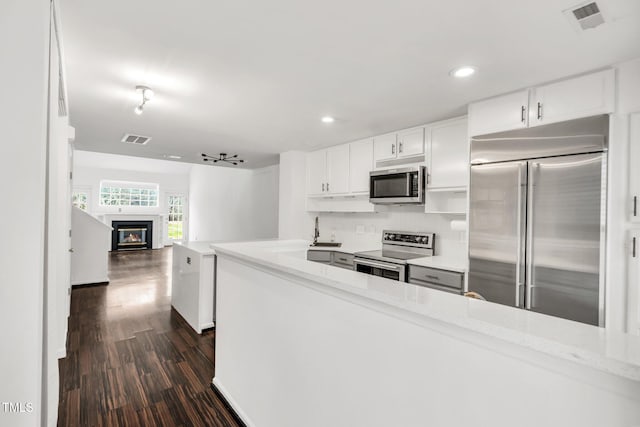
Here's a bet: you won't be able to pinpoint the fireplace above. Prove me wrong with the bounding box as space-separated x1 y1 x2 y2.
111 221 153 251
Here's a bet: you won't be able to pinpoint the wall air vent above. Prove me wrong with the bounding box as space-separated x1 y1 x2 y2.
564 2 605 31
121 134 151 145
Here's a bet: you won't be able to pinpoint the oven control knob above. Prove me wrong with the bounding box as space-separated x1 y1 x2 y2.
387 234 395 240
415 236 421 242
421 237 429 244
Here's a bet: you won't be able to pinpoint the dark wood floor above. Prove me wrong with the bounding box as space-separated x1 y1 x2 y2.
58 248 243 427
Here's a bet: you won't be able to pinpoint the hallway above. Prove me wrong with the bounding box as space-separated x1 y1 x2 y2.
57 248 242 426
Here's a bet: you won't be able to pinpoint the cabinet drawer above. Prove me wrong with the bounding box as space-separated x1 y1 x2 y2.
408 265 463 289
332 252 354 268
307 250 332 263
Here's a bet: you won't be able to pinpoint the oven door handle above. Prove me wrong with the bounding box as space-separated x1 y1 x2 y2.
354 258 403 272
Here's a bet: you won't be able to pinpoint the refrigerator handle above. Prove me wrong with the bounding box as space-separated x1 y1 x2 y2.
525 163 539 310
515 162 527 307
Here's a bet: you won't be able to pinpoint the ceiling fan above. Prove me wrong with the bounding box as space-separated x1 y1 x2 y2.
201 153 245 166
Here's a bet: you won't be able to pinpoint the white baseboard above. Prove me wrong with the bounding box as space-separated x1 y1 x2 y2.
56 347 66 359
212 377 255 427
71 276 109 286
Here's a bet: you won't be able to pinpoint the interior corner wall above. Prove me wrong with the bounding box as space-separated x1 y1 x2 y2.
188 164 279 242
0 1 50 426
278 151 313 240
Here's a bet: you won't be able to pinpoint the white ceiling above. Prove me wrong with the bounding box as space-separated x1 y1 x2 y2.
59 0 640 168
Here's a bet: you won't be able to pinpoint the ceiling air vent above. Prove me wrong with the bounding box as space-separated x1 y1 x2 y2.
121 134 151 145
565 2 605 30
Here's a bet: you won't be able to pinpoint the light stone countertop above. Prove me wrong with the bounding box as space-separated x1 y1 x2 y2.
307 243 381 254
406 256 468 273
212 239 640 382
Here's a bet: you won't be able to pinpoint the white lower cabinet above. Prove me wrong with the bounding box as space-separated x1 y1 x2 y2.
628 229 640 336
172 243 215 334
629 113 640 223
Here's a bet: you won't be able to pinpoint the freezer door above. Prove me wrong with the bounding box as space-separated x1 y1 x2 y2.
468 162 527 307
526 153 605 326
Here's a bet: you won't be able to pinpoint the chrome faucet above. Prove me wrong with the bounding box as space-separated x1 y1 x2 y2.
313 216 320 245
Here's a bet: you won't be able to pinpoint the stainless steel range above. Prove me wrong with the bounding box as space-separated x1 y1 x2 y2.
353 230 435 282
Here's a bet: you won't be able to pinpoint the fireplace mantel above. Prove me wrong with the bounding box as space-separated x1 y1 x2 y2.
99 214 165 251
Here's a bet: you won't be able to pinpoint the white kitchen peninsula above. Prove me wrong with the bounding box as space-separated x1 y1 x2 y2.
212 240 640 427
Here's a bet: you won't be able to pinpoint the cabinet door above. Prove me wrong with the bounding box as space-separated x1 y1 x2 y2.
428 118 469 189
397 127 424 157
630 113 640 223
306 149 327 196
628 229 640 335
468 90 529 136
327 144 350 195
530 69 614 127
373 133 397 162
349 139 374 193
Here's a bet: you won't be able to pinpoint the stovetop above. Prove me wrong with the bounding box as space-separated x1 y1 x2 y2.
354 230 436 265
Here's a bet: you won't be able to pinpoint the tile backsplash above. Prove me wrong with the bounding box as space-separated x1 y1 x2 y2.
314 205 467 257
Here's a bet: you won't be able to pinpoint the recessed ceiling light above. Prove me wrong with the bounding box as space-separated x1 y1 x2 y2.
450 66 476 78
165 155 182 160
321 116 335 124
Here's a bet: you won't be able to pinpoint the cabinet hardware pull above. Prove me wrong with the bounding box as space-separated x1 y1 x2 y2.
537 102 542 120
391 144 395 155
521 106 526 123
327 182 330 192
399 142 403 153
322 183 325 192
634 196 637 217
633 237 637 258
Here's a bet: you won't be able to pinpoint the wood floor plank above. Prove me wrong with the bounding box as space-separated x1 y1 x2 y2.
58 247 244 427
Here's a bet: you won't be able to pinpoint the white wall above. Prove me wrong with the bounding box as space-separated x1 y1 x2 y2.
251 165 280 239
316 208 465 256
189 164 279 241
70 207 111 286
278 151 313 240
73 150 191 216
0 1 50 425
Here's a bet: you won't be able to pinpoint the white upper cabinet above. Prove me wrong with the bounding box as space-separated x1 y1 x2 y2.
306 149 327 196
306 145 351 196
530 69 615 127
373 133 397 162
326 144 350 195
468 90 529 136
349 139 374 194
397 127 424 157
427 117 469 190
469 70 615 136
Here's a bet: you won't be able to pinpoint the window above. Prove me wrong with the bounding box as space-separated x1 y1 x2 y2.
72 191 88 211
99 181 159 207
167 195 185 240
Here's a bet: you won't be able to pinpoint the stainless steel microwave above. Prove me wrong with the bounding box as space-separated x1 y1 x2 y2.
369 166 425 204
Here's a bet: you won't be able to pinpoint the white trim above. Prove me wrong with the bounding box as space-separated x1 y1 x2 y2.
211 377 256 427
71 276 109 287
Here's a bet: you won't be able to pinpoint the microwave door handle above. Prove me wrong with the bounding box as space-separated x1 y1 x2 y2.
406 173 411 196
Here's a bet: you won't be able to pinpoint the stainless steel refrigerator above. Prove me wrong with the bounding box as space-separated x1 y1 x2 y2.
467 115 608 326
